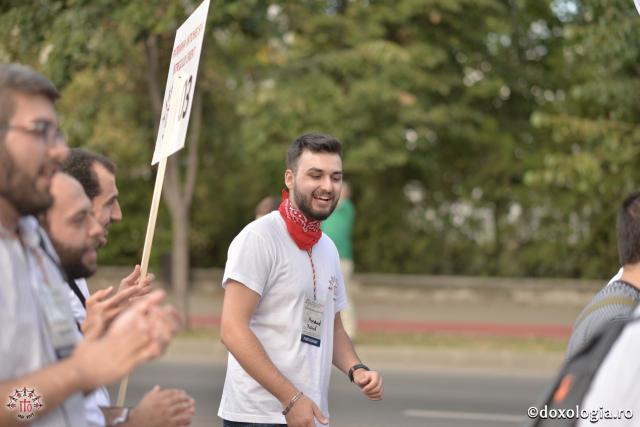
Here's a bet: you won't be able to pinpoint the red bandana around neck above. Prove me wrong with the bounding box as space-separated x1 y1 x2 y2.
278 189 322 251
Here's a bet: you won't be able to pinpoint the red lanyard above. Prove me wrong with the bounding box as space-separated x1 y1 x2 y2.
306 249 317 301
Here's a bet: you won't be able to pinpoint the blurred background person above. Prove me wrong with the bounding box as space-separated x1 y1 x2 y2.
255 195 280 219
322 181 357 339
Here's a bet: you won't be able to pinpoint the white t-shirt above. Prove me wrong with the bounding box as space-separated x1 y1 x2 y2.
608 267 623 285
66 278 111 427
577 302 640 426
0 216 86 427
218 211 347 425
67 278 90 325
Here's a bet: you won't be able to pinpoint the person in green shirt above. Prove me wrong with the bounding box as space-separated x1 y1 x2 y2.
322 181 357 338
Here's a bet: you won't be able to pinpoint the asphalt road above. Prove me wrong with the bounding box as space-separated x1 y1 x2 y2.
109 360 552 427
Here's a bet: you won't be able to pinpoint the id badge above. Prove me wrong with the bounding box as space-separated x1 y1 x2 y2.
41 283 77 359
301 297 324 347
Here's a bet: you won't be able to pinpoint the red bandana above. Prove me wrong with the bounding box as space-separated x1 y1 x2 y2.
278 189 322 251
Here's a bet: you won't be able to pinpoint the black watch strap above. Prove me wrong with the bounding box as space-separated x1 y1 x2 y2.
348 363 370 382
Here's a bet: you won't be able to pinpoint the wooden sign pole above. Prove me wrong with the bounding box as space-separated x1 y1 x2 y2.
116 73 187 407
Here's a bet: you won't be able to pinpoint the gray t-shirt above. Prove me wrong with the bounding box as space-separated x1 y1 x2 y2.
566 280 640 359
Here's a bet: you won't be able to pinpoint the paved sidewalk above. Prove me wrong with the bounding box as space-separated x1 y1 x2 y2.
159 283 587 375
179 283 585 338
89 270 597 374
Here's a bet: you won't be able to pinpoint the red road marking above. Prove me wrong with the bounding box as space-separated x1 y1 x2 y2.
188 315 571 338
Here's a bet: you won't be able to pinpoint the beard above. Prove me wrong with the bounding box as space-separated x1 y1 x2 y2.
51 238 97 280
97 232 108 249
292 185 339 221
0 143 54 216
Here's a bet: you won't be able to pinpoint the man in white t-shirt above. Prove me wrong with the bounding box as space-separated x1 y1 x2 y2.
219 133 383 427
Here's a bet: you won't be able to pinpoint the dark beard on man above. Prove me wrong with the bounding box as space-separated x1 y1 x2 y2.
51 239 97 280
292 187 338 221
0 142 54 215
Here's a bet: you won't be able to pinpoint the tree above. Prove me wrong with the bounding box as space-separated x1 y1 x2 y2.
525 0 640 277
4 0 633 280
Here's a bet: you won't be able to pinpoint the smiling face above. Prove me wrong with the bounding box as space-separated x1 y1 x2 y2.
285 149 343 221
0 92 69 218
45 173 103 280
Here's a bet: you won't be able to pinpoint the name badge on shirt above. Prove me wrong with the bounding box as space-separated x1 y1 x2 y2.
301 296 324 347
41 282 77 359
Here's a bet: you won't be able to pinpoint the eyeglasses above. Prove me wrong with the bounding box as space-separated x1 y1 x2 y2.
0 121 66 145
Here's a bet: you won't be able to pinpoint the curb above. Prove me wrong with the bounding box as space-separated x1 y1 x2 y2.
188 315 573 338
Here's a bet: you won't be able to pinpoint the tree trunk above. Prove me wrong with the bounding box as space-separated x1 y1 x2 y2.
336 0 348 14
491 198 505 275
171 192 190 328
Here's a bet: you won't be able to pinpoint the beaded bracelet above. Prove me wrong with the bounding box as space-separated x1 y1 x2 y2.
281 391 304 416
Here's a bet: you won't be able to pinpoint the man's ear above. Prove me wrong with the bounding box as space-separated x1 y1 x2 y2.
284 169 294 190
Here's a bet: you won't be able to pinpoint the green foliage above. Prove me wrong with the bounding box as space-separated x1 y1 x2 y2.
525 0 640 277
2 0 637 279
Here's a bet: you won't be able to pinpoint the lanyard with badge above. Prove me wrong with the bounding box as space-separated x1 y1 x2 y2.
24 233 77 360
301 248 325 347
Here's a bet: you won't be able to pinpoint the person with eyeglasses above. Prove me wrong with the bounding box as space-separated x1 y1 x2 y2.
0 63 175 427
0 119 66 147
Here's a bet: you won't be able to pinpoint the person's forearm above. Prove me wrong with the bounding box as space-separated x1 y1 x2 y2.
332 317 361 374
221 322 298 405
0 357 83 427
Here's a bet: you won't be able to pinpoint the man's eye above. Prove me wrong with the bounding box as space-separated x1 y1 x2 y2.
32 121 49 131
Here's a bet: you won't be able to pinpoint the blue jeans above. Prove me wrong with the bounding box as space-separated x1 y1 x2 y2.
222 420 287 427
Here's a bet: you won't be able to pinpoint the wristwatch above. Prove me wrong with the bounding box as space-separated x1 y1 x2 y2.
111 408 129 426
100 406 130 426
348 363 370 382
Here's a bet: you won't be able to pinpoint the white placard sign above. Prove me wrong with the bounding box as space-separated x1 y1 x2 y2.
152 0 210 164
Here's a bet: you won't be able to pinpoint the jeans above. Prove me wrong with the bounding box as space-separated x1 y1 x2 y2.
222 420 287 427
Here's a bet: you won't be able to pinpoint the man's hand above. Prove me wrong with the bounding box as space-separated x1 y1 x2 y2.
148 305 181 354
119 264 154 298
283 394 328 427
126 385 195 427
82 285 140 334
71 290 171 392
353 370 384 401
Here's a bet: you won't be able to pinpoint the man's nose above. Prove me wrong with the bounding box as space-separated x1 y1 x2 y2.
89 215 103 237
48 136 69 165
319 175 333 191
111 200 122 222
